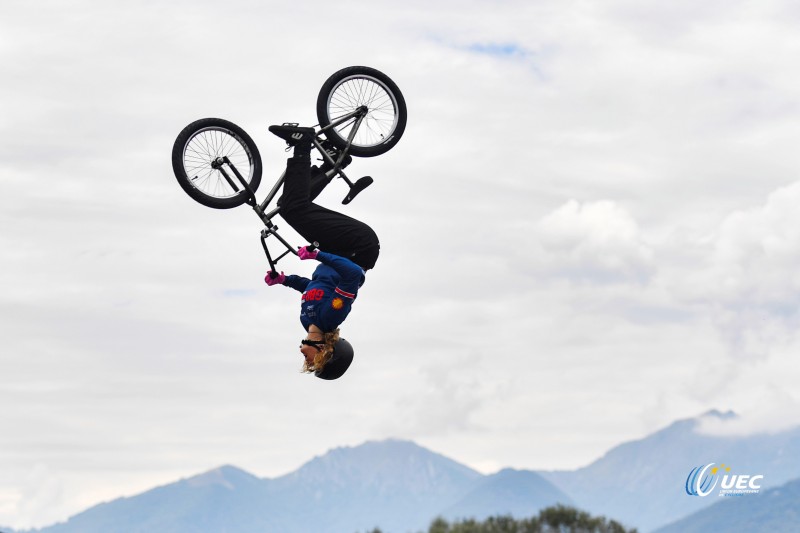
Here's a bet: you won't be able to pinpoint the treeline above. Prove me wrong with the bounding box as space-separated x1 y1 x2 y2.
362 505 638 533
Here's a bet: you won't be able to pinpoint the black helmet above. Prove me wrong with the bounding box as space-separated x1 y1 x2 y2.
315 338 354 380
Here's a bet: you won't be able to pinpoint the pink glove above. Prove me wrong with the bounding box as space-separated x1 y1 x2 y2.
264 271 286 286
297 245 319 261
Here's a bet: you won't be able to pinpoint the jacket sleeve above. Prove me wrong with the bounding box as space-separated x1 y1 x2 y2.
315 251 364 293
283 274 310 293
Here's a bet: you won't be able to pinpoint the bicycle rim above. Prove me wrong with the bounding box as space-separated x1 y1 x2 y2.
325 75 400 148
182 127 255 199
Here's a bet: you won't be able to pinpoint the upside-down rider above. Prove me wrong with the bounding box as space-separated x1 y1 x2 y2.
264 124 380 380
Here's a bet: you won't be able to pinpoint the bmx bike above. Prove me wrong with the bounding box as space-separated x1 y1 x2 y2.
170 66 407 273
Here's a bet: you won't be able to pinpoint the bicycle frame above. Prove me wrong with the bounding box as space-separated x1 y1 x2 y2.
212 107 371 273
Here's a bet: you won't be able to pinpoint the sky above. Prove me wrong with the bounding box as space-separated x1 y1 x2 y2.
2 0 800 528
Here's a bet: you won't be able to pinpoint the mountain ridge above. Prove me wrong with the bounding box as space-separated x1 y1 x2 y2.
540 409 800 531
11 411 800 533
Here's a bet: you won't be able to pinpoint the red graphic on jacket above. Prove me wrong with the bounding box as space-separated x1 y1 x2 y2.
302 288 325 302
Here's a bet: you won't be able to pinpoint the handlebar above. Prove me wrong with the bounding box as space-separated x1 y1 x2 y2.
292 241 320 257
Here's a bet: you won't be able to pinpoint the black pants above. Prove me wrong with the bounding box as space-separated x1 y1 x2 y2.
279 157 380 270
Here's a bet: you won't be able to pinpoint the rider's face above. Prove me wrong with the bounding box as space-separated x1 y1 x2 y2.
300 332 323 367
300 343 318 366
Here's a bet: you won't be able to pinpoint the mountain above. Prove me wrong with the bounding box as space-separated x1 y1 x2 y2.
654 477 800 533
264 439 487 532
27 439 570 533
28 465 276 533
540 410 800 531
441 468 574 521
14 414 800 533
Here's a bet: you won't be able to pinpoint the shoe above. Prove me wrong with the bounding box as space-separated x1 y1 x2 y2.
320 140 353 172
268 123 315 146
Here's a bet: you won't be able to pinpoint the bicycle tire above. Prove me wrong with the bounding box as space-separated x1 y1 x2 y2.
316 66 407 157
171 118 262 209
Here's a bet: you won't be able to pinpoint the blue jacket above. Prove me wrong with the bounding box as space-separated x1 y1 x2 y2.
283 251 365 332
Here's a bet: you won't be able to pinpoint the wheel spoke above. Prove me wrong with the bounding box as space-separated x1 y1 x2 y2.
181 127 254 199
326 75 399 149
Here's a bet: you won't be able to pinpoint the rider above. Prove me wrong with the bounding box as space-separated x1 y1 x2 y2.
263 124 380 380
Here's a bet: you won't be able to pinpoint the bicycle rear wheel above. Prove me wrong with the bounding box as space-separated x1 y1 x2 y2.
171 118 262 209
317 66 407 157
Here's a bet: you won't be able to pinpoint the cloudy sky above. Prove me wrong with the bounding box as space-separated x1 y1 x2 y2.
3 0 800 528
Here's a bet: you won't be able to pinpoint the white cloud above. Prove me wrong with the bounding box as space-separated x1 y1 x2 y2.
696 405 800 437
534 199 654 284
702 181 800 306
9 464 67 530
693 347 800 436
662 181 800 357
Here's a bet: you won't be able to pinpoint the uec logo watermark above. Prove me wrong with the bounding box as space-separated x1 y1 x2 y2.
685 463 764 497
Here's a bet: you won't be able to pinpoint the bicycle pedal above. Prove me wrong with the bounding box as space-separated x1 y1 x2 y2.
342 176 373 205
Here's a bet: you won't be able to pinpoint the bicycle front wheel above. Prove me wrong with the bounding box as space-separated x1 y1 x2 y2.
317 66 407 157
171 118 262 209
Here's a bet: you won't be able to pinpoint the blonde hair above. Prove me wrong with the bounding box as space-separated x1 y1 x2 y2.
302 329 340 374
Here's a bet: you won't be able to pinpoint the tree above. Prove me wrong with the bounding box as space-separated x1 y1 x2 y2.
421 505 638 533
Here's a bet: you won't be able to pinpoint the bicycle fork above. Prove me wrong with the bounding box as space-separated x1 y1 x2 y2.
316 107 374 205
